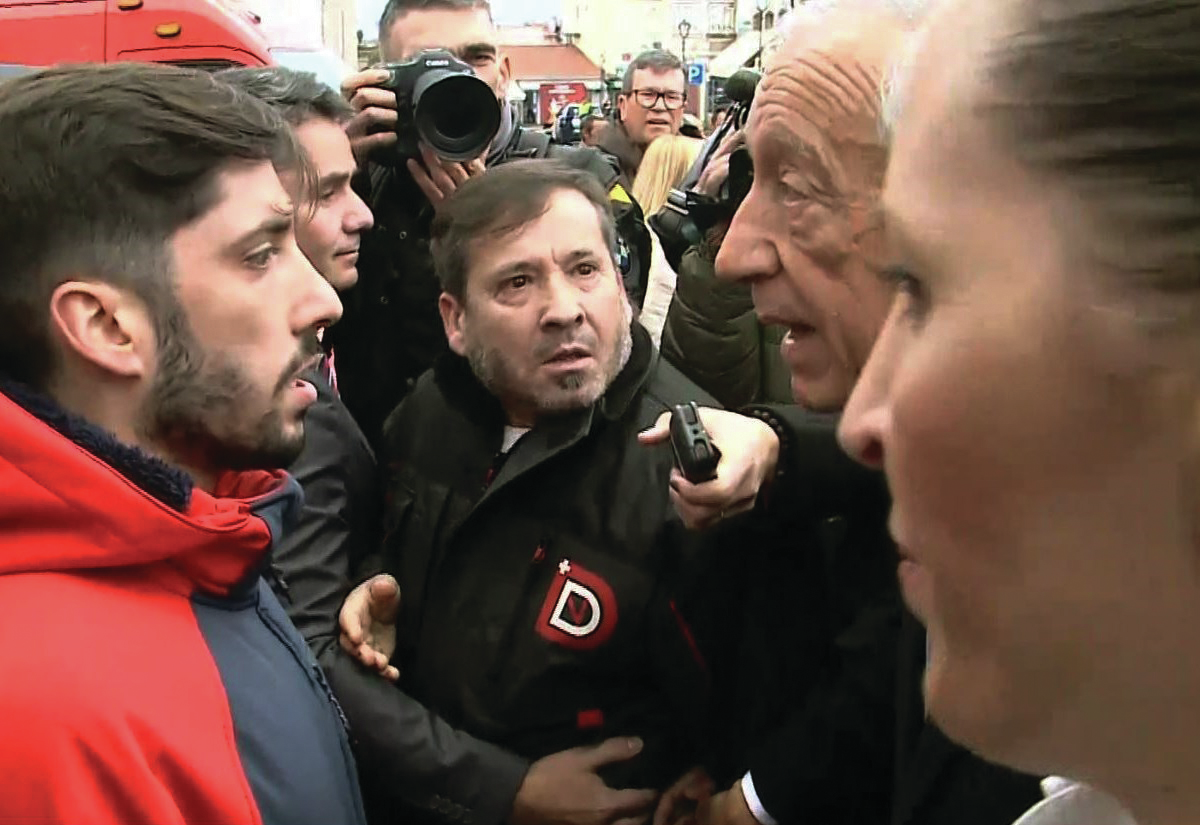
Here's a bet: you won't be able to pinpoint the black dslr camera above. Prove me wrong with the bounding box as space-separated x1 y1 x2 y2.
649 69 760 271
376 49 502 163
650 149 753 267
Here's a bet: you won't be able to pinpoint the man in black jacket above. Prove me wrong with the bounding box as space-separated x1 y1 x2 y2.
330 0 652 446
642 3 1044 825
340 160 730 821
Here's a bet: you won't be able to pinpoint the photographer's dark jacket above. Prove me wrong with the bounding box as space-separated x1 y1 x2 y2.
330 116 652 446
374 324 720 802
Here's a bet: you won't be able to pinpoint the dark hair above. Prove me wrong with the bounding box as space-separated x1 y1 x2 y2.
431 160 618 300
0 62 302 390
622 50 685 93
219 66 354 126
379 0 492 42
986 0 1200 299
581 114 605 137
219 66 349 208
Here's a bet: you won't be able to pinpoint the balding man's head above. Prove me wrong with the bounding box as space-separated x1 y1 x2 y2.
715 0 930 412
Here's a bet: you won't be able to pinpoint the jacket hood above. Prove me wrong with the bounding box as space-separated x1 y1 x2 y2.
0 386 300 595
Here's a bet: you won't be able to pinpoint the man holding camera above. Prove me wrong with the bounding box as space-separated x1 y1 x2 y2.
657 129 792 409
332 0 652 446
645 67 792 410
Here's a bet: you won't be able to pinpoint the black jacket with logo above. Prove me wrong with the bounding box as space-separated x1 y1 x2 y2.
376 324 722 794
276 369 535 825
328 128 652 447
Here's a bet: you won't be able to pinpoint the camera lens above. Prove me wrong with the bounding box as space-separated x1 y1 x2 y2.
413 71 502 162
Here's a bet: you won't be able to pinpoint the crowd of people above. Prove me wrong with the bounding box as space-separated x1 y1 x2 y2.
0 1 1198 825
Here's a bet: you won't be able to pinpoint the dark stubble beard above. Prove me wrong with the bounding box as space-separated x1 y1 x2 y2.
466 297 634 418
136 299 323 477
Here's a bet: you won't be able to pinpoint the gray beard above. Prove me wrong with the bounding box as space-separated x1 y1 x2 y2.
466 297 634 420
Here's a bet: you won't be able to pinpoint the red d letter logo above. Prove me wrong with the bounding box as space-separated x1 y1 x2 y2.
536 559 619 650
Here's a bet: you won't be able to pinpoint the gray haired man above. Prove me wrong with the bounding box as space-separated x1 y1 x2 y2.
646 3 1044 825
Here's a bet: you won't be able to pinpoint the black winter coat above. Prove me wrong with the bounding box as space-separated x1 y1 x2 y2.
737 405 1043 825
377 324 725 793
278 369 538 825
275 367 380 651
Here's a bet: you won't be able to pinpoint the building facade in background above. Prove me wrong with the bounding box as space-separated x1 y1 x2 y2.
707 0 796 76
496 26 605 127
560 1 771 77
225 0 358 80
557 0 799 118
322 0 358 70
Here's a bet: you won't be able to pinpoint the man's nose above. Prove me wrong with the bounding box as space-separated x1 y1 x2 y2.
293 246 343 332
715 185 780 284
346 190 374 233
541 273 584 327
838 300 904 470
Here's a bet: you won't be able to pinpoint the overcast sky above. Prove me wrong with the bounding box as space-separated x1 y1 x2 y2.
357 0 560 37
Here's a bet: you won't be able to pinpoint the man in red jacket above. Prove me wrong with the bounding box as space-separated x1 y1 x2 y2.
0 63 366 824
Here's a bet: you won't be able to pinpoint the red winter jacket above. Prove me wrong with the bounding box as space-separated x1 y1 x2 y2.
0 386 367 825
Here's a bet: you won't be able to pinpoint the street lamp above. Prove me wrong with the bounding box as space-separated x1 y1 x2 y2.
678 18 691 66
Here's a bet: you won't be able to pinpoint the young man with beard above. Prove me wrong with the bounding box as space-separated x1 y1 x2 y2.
333 0 653 447
219 64 381 671
643 5 1043 825
0 63 366 824
339 160 727 825
226 67 652 825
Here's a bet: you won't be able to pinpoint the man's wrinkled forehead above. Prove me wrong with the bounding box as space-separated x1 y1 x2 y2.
754 12 906 137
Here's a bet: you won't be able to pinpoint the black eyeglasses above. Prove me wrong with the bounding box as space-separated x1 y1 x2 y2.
630 88 687 110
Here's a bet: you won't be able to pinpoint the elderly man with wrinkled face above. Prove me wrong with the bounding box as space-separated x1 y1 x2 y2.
716 8 902 411
644 4 1043 825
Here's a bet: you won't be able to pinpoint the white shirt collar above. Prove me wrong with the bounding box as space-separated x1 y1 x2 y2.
1012 778 1137 825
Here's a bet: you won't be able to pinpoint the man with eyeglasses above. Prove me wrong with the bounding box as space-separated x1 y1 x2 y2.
597 50 688 183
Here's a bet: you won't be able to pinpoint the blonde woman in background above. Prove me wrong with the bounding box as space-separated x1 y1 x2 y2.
632 134 702 346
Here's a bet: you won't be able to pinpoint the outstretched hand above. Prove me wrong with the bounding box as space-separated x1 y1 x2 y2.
510 737 659 825
338 574 402 681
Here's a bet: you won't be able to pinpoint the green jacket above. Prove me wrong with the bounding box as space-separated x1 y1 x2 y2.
660 242 792 409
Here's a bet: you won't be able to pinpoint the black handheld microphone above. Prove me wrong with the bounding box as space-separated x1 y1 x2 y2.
669 402 722 484
724 68 762 105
